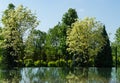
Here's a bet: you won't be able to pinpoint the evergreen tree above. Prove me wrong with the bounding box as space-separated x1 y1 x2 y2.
95 25 113 67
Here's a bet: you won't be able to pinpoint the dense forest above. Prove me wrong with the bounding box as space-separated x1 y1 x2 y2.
0 3 119 68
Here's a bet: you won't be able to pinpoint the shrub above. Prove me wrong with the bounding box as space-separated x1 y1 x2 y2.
56 60 59 67
24 59 34 67
18 59 24 67
0 56 2 64
56 59 66 67
34 60 41 66
48 61 57 67
34 60 47 67
42 61 47 67
68 60 72 67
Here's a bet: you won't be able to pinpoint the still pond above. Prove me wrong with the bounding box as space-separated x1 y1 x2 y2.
0 67 119 83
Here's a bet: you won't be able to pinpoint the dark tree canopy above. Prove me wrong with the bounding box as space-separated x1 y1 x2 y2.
62 8 78 26
8 3 15 9
95 25 113 67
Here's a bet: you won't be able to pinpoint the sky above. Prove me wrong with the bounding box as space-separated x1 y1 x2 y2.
0 0 120 42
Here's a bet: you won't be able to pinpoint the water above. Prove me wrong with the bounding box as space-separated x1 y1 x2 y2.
0 67 119 83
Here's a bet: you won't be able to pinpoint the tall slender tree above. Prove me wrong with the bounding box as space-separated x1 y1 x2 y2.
94 25 113 67
62 8 78 61
112 27 120 66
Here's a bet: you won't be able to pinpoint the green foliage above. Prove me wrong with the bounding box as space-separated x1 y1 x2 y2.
95 26 113 67
117 57 120 66
0 56 2 62
88 58 94 67
62 8 78 26
68 60 72 67
0 4 113 67
112 56 115 66
45 8 78 63
34 60 40 66
47 59 66 67
48 61 57 67
24 30 46 61
34 60 47 67
66 17 106 66
112 27 120 67
115 27 120 43
114 27 120 56
56 59 66 67
0 3 39 67
45 23 67 61
24 59 34 67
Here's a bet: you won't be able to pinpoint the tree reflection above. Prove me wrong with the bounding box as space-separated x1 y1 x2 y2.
66 67 89 83
97 67 112 83
20 67 68 83
117 68 120 82
0 68 21 83
66 67 113 83
0 67 117 82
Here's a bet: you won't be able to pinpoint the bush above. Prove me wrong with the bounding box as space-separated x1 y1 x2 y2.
34 60 41 66
56 60 59 66
88 59 94 67
24 59 34 67
48 61 57 67
18 59 24 67
34 60 47 67
0 56 2 64
68 60 72 67
56 59 66 67
42 61 47 67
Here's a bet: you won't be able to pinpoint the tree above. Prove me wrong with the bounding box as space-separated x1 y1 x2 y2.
24 30 46 62
115 27 120 43
46 23 67 59
112 27 120 66
45 23 64 61
45 8 78 62
115 27 120 55
94 26 113 67
66 17 106 66
0 27 5 68
1 3 39 67
61 8 78 61
62 8 78 26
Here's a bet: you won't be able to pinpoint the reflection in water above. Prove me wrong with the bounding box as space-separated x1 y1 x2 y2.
97 68 112 83
0 69 21 83
117 68 120 82
20 67 69 83
0 67 119 83
66 67 89 83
